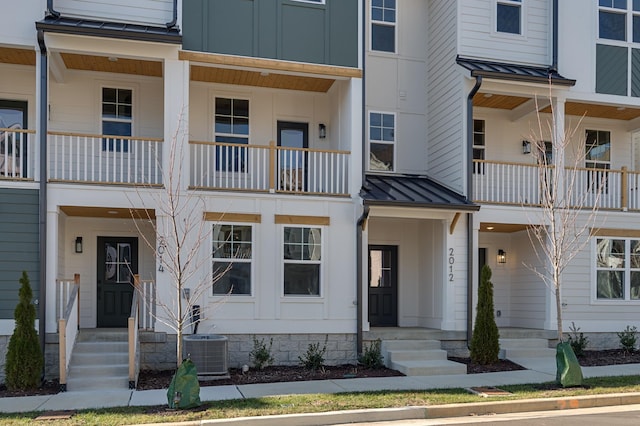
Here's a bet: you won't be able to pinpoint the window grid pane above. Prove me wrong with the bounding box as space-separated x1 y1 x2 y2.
213 225 252 295
283 227 321 296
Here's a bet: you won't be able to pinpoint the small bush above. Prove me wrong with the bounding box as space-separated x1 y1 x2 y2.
249 336 274 370
358 339 384 369
617 325 638 354
299 337 327 371
566 322 589 357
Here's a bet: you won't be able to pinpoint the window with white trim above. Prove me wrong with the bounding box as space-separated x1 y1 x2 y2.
283 226 321 296
102 87 132 152
371 0 396 52
473 119 485 174
598 0 638 41
369 111 395 171
212 224 252 295
496 0 522 34
595 237 640 300
215 97 249 172
585 129 611 192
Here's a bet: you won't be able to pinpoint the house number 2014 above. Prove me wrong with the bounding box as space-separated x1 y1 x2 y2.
448 248 455 282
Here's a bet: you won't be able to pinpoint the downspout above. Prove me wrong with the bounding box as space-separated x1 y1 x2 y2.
46 0 60 18
550 0 558 72
37 30 48 371
356 205 370 359
466 75 482 347
356 0 368 360
166 0 178 28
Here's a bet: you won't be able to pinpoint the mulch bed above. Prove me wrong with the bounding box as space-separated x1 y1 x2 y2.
2 349 639 397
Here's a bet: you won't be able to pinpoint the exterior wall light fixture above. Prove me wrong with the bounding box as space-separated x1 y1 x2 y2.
497 249 507 264
75 237 83 253
319 123 327 139
522 140 531 154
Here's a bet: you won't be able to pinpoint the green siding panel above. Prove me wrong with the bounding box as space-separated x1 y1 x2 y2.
632 48 640 97
182 0 358 68
0 188 39 320
596 44 628 96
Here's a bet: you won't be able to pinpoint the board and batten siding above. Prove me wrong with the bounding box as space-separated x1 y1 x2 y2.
54 0 173 26
459 0 551 66
0 189 39 320
427 0 465 194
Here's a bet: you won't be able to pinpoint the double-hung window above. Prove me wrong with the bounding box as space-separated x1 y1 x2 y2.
283 226 321 296
496 0 522 35
371 0 396 53
102 88 132 152
215 97 249 172
212 224 252 295
473 120 485 174
585 129 611 192
595 237 640 300
369 111 395 171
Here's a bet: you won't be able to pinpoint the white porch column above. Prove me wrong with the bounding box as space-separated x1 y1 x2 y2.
349 77 363 198
45 209 59 333
163 58 190 191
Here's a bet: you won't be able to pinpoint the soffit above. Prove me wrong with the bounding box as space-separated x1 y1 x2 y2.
60 206 155 220
0 47 36 66
540 101 640 121
480 222 530 233
60 52 163 77
474 93 530 109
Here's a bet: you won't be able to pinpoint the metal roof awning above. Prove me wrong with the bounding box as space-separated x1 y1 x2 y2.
36 16 182 44
456 56 576 87
361 174 479 211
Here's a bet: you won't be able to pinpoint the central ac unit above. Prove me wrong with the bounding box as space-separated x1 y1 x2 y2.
183 334 229 377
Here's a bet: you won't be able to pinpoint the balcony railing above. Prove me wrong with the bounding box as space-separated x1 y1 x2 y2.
48 132 163 185
190 141 350 196
0 127 35 180
474 160 640 211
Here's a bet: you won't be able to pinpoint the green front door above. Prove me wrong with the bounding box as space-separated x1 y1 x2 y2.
97 237 138 327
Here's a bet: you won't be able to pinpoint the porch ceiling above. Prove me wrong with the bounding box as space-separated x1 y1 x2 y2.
60 52 163 77
60 206 155 220
480 222 529 233
475 93 640 121
0 47 36 66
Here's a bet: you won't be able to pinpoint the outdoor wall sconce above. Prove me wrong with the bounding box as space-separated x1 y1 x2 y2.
75 237 83 253
522 140 532 154
497 249 507 264
319 123 327 139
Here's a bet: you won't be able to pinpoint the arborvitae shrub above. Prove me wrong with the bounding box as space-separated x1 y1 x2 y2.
470 265 500 365
4 271 43 390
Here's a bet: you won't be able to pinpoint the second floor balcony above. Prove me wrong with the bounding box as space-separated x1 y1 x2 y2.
474 160 640 211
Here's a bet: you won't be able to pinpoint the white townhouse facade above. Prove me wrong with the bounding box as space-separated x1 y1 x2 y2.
1 0 638 388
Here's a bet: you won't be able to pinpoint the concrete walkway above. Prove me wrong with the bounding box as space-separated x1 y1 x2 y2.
2 360 640 415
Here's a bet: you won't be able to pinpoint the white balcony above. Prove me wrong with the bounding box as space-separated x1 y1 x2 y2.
0 127 35 180
190 141 350 196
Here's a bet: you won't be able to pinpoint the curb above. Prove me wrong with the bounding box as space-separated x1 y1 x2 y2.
135 392 640 426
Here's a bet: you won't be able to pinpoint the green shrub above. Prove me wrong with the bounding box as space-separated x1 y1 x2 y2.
249 336 274 370
4 271 43 391
566 322 589 358
358 339 384 369
299 337 327 371
617 325 638 354
470 265 500 365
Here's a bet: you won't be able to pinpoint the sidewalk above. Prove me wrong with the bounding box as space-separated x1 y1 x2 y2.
1 360 640 419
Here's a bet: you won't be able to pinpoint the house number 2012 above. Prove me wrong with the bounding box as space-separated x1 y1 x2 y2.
448 248 455 282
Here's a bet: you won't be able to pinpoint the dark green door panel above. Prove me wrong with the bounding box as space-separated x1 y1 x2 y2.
97 237 138 328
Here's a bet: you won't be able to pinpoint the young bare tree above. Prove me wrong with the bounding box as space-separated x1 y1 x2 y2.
524 98 603 343
129 114 230 366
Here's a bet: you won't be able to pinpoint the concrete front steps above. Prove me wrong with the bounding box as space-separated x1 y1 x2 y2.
499 338 556 359
65 329 130 391
381 340 467 376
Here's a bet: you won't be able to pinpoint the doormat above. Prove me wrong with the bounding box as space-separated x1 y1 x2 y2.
466 386 512 397
35 410 75 421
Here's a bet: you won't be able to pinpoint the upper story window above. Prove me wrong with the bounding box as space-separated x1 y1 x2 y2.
595 237 640 301
283 226 322 296
585 129 611 170
473 119 485 174
215 97 249 172
496 0 522 35
212 224 252 295
369 111 395 172
598 0 640 41
371 0 396 53
102 88 132 152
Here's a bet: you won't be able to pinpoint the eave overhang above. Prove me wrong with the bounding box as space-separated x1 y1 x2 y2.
456 56 576 87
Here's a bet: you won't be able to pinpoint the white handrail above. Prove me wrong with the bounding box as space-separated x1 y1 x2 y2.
57 274 80 392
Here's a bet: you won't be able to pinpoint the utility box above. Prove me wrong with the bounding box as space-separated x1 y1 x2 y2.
183 334 229 378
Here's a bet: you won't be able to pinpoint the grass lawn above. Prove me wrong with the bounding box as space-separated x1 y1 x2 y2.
1 375 639 425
